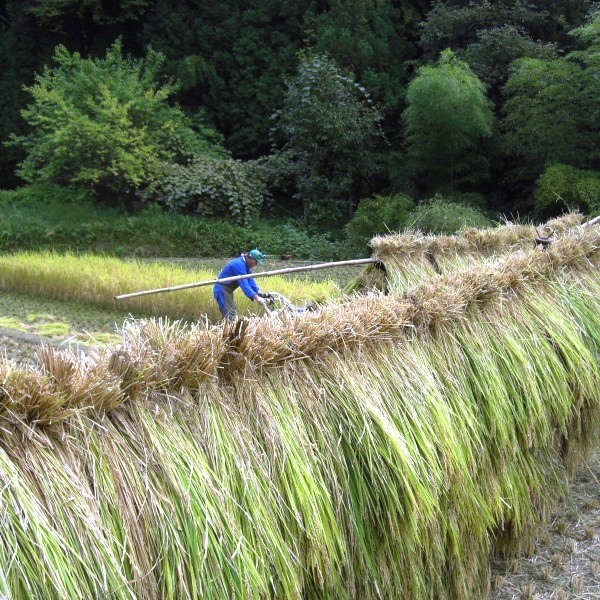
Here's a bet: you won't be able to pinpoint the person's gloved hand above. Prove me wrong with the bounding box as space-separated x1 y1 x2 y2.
257 292 272 299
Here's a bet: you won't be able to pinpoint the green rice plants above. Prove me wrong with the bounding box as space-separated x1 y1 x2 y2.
0 251 339 322
13 436 134 598
285 356 435 598
218 378 347 597
0 436 134 599
133 406 271 599
0 221 597 599
554 273 600 384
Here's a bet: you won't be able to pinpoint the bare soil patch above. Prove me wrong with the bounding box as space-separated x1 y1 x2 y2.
0 326 92 365
490 451 600 599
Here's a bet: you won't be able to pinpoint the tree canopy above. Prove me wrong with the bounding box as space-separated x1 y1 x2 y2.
0 0 597 221
501 9 600 190
272 50 384 224
9 40 223 200
403 49 494 190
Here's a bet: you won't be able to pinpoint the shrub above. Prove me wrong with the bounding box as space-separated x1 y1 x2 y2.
346 194 415 254
147 156 268 226
429 189 487 210
271 50 384 226
7 40 223 199
249 220 353 261
578 178 600 214
534 163 600 217
409 195 491 234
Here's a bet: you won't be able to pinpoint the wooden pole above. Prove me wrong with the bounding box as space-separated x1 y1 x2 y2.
581 215 599 229
114 257 379 301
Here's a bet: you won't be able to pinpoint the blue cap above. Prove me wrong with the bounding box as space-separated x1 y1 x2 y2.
248 249 265 264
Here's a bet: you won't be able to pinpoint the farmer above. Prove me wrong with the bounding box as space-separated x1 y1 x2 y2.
213 249 270 321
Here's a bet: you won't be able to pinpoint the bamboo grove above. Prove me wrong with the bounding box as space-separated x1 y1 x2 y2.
0 218 598 599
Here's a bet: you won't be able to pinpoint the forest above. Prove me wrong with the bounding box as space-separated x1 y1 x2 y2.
0 0 598 252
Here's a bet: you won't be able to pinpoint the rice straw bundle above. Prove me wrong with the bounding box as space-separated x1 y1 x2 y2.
0 221 597 598
368 212 589 293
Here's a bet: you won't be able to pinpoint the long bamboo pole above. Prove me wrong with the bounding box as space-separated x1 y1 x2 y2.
581 215 599 228
114 257 379 301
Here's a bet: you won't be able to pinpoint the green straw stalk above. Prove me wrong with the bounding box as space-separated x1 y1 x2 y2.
0 221 597 598
369 212 587 293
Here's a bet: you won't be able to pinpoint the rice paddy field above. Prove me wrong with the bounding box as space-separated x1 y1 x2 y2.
0 253 341 323
0 214 598 599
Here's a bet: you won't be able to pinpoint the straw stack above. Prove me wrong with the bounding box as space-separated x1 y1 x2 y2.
0 219 597 599
368 212 586 292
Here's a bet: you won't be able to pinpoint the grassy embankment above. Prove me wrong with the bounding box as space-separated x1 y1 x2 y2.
0 189 350 260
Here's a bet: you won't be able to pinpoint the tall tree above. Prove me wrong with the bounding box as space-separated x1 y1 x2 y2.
26 0 149 25
419 1 592 56
0 1 61 185
0 0 149 186
271 51 384 224
403 49 494 191
501 9 600 191
567 8 600 165
502 59 587 180
308 0 428 112
140 0 314 158
419 0 591 91
462 25 557 88
8 40 223 201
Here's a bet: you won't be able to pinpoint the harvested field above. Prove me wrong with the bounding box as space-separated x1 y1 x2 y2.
490 451 600 600
0 217 597 599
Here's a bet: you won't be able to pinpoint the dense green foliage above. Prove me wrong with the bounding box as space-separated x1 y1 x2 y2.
346 193 415 253
26 0 150 25
271 50 384 224
418 1 590 86
146 156 268 226
7 41 223 202
409 195 492 234
0 0 598 247
534 164 600 216
403 49 494 191
0 188 351 260
502 58 589 179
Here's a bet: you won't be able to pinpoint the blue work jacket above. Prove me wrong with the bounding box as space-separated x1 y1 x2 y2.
213 256 259 300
